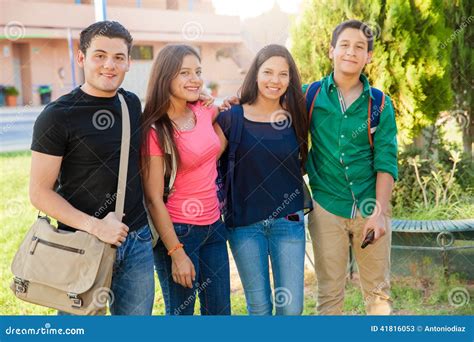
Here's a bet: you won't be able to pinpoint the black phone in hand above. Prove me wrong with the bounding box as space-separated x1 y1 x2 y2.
361 230 375 249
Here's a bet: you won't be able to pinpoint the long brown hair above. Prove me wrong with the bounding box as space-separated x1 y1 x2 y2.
239 44 309 168
141 44 201 177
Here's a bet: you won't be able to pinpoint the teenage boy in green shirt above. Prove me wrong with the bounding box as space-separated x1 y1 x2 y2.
304 20 398 315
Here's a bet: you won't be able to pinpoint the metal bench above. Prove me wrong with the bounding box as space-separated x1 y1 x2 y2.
390 219 474 279
391 218 474 238
304 218 474 279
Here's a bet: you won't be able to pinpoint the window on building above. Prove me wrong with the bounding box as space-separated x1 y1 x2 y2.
166 0 178 10
131 45 154 60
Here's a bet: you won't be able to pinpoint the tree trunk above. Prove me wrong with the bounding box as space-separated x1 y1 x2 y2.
462 111 473 160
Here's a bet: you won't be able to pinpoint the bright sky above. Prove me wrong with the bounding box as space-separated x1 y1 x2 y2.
212 0 302 19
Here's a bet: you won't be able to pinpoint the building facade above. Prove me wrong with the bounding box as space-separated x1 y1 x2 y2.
0 0 245 105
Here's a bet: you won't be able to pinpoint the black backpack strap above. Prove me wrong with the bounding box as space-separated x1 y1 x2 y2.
223 105 244 226
225 105 244 194
228 105 244 152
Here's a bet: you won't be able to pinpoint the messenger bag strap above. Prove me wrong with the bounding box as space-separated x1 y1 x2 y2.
115 92 131 221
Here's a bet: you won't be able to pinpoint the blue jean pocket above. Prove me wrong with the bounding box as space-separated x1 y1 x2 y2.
136 225 152 242
174 223 192 238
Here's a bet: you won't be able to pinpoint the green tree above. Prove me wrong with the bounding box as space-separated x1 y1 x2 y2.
291 0 454 146
446 0 473 158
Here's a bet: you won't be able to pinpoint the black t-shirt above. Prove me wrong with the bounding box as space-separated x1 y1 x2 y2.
31 87 148 232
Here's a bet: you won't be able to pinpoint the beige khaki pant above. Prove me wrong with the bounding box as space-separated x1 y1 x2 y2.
308 201 392 315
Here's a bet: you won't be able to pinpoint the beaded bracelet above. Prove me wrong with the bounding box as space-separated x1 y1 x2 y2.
167 243 184 256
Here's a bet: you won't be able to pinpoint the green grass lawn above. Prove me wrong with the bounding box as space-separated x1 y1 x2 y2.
1 151 472 315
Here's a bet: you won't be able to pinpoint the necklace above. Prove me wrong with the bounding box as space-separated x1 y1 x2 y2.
173 109 196 131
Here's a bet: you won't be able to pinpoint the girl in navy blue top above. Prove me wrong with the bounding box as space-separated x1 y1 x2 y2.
215 44 309 315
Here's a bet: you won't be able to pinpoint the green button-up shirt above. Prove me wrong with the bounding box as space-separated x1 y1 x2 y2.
303 73 398 219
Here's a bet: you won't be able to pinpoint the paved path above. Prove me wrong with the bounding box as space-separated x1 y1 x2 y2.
0 106 44 153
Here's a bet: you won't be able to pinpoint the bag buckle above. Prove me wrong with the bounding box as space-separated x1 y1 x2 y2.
67 293 83 308
14 277 29 294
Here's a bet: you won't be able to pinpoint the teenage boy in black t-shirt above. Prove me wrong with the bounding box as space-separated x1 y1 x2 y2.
30 21 154 315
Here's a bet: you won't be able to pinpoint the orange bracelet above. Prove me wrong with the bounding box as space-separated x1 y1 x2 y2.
167 243 184 256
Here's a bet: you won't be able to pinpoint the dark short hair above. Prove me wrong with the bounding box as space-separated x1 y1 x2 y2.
331 20 374 52
79 21 133 55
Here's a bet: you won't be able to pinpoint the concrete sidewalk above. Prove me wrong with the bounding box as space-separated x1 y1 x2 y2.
0 105 45 115
0 106 43 153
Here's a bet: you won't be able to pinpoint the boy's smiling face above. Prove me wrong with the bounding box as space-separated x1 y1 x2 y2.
329 27 373 76
78 36 130 97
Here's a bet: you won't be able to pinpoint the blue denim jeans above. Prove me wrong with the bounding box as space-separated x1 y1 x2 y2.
229 210 306 315
109 224 155 315
58 224 155 316
154 219 230 315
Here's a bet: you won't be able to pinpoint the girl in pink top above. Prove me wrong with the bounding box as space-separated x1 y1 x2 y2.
146 102 221 225
141 44 230 315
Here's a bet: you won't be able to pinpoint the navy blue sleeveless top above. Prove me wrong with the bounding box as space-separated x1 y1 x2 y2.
216 105 304 227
